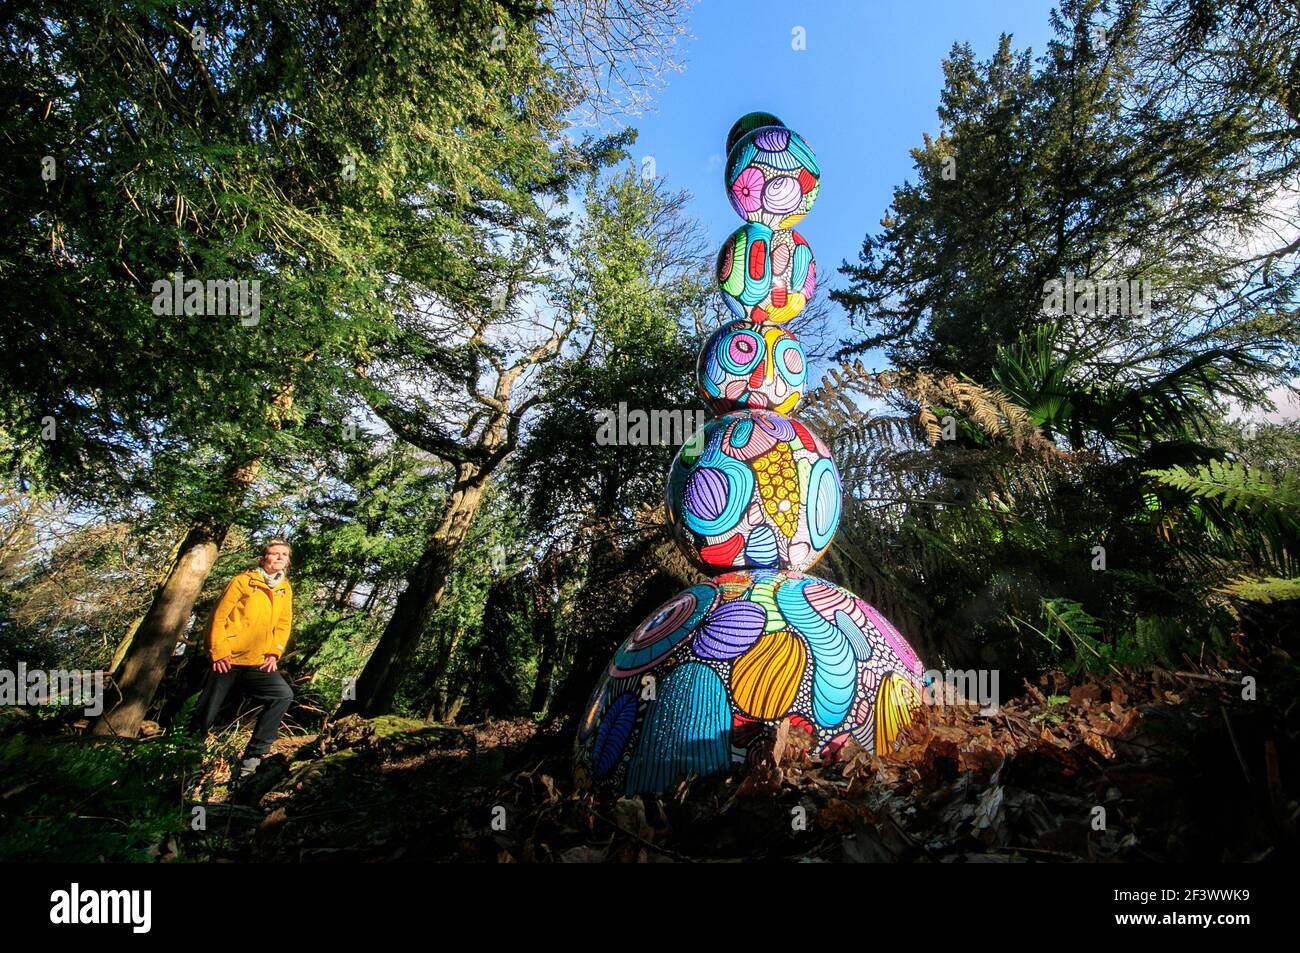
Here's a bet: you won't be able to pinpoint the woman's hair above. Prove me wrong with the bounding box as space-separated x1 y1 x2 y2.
261 538 292 556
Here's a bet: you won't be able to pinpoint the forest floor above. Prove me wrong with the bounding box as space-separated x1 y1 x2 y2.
182 661 1299 862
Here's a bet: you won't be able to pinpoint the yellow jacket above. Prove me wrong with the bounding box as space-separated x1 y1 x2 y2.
207 569 293 664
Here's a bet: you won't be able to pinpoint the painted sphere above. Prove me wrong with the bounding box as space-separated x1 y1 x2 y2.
726 111 783 156
717 222 816 323
725 125 820 228
573 569 926 794
666 410 841 573
696 320 806 415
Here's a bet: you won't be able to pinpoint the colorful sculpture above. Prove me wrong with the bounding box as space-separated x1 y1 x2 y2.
575 114 925 795
717 222 816 323
725 125 820 228
696 320 806 415
576 571 924 793
666 410 840 573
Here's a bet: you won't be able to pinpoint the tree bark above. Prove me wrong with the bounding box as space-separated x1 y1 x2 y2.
107 535 186 675
528 582 559 715
91 521 226 737
337 463 487 718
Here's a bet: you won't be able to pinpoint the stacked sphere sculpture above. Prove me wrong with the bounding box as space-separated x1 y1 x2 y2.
574 113 926 795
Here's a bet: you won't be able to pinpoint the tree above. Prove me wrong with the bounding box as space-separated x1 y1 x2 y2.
821 0 1300 674
512 166 719 722
1 1 596 735
538 0 694 124
336 135 640 717
833 0 1297 385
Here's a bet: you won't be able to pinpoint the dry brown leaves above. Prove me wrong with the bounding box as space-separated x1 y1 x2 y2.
198 667 1300 862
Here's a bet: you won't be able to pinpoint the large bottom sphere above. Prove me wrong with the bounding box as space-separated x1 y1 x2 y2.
574 569 925 795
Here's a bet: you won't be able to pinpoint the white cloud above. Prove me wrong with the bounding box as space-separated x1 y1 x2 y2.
1227 380 1300 426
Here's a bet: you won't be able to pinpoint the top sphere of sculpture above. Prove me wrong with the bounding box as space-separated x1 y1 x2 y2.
725 125 820 228
726 111 784 156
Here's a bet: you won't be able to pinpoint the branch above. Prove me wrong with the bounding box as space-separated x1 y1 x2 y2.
353 375 475 465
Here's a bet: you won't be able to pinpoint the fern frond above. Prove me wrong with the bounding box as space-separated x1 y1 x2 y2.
1143 460 1300 516
917 406 941 446
1219 574 1300 603
1038 597 1123 677
806 361 1055 455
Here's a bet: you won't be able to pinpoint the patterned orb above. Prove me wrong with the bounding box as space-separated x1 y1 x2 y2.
716 222 816 323
696 320 806 415
726 111 784 156
725 125 820 228
665 410 841 573
573 569 926 794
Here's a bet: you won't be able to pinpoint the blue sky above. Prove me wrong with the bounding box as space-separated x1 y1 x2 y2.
624 0 1059 358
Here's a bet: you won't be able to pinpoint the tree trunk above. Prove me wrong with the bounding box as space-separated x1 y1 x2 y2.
91 521 227 737
425 623 467 722
337 464 487 718
336 572 361 609
469 575 528 718
107 535 186 675
442 694 467 724
528 594 559 715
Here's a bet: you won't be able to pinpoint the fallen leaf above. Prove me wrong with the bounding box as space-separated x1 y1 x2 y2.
1069 684 1101 708
258 807 288 832
612 796 654 842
